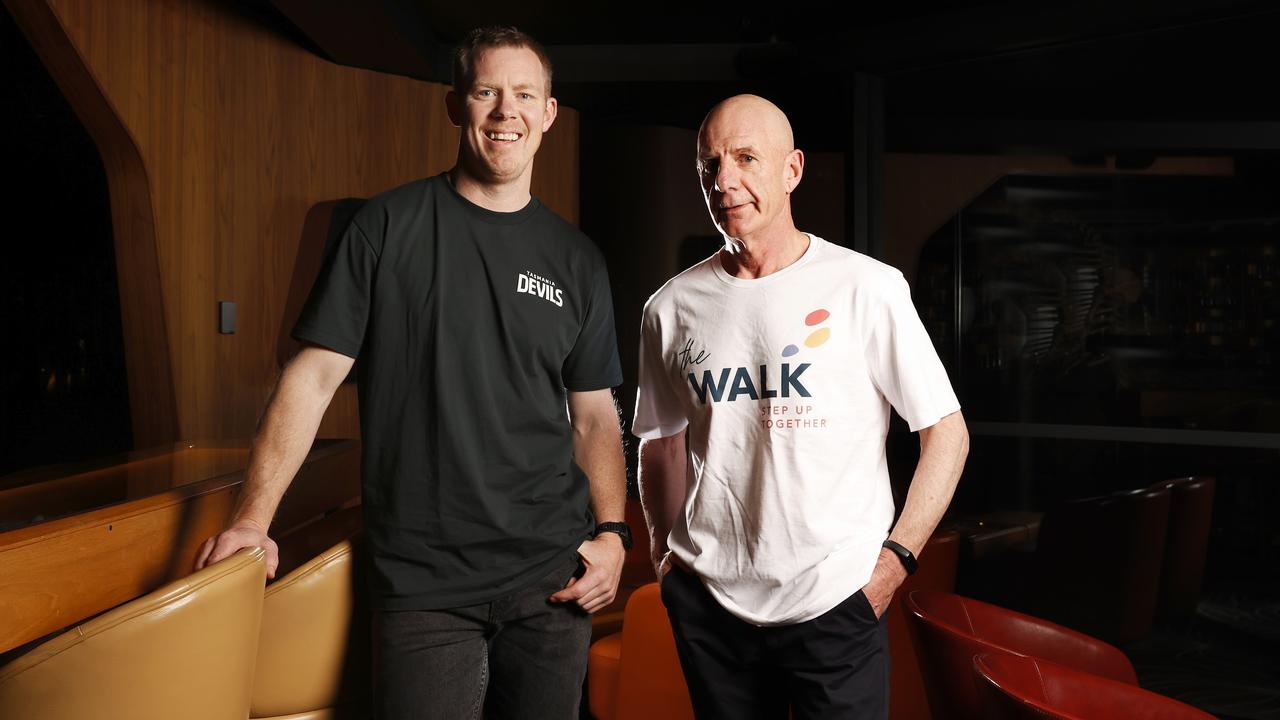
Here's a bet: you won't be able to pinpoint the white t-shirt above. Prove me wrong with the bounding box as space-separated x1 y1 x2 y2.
633 235 961 626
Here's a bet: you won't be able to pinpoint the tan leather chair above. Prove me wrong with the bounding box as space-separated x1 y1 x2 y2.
0 547 266 720
252 537 369 720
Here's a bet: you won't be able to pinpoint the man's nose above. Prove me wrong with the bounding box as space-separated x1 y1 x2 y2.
714 163 738 193
491 93 517 119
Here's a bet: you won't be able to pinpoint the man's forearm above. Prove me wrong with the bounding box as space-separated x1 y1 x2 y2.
553 389 627 611
574 424 627 525
569 390 627 524
637 432 688 565
230 351 346 530
887 410 969 557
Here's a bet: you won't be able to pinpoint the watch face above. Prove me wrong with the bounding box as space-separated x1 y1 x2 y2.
883 540 917 574
598 523 633 550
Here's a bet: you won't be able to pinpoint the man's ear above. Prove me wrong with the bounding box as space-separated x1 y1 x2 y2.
784 148 805 194
542 96 558 133
445 90 462 128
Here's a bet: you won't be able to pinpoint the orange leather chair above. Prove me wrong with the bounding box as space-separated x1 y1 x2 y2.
1031 486 1171 644
906 590 1137 720
592 532 959 720
973 653 1215 719
587 582 694 720
251 536 370 720
1149 476 1215 621
0 547 267 720
888 530 959 720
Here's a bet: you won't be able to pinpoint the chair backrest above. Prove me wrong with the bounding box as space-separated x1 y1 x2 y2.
1148 476 1215 620
889 530 959 720
251 536 369 719
613 583 695 720
905 590 1137 720
1034 486 1171 643
0 547 266 720
973 653 1216 719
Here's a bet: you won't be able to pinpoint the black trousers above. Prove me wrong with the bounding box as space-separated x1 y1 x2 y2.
372 555 591 720
661 567 889 720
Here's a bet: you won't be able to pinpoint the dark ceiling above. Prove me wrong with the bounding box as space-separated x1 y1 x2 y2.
255 0 1280 153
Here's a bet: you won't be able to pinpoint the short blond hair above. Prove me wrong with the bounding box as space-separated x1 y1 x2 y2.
452 26 553 95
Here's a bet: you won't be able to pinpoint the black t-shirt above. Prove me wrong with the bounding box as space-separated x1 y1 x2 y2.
292 173 623 610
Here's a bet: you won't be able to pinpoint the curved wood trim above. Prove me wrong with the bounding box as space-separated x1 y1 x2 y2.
3 0 179 447
0 439 360 655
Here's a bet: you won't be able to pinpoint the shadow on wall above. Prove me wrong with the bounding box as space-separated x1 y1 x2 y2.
276 199 369 381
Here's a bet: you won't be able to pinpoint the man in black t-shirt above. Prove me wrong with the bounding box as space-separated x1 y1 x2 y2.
195 27 630 719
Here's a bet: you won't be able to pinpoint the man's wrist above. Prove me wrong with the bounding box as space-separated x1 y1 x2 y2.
880 542 916 576
230 515 271 534
594 521 633 550
594 531 625 549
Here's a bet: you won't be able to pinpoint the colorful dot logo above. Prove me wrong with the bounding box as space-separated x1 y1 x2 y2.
782 308 831 357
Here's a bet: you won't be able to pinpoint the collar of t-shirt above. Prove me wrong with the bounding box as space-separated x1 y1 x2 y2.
711 233 821 288
440 172 541 226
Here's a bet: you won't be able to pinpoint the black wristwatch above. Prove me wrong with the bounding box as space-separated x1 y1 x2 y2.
594 522 633 551
882 539 918 575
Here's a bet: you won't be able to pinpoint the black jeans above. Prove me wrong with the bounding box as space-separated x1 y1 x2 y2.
661 567 889 720
372 555 591 720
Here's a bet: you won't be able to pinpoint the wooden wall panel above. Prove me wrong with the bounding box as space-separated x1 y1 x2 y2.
6 0 580 445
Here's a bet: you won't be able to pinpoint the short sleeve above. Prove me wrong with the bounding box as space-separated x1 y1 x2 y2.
632 301 690 439
291 220 377 358
866 273 962 432
562 256 623 391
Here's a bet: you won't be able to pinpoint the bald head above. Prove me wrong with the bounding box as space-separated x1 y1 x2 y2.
698 94 795 157
696 94 803 243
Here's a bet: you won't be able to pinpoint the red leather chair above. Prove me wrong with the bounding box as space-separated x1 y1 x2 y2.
1148 476 1215 621
905 591 1137 720
972 653 1215 719
889 530 959 720
1032 486 1171 644
587 583 694 720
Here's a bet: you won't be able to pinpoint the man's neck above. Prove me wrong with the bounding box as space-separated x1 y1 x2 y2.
720 224 810 280
449 163 532 213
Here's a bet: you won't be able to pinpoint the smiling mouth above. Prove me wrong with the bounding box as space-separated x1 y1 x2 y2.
485 130 523 142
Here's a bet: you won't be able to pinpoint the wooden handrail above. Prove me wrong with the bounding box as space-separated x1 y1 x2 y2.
0 439 360 655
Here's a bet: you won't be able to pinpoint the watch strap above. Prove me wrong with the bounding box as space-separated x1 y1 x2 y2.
594 521 633 550
882 539 919 575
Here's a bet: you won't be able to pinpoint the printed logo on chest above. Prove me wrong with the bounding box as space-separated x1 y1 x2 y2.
681 307 835 431
516 270 564 308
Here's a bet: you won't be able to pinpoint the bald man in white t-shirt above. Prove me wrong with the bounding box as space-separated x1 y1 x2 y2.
633 94 969 719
